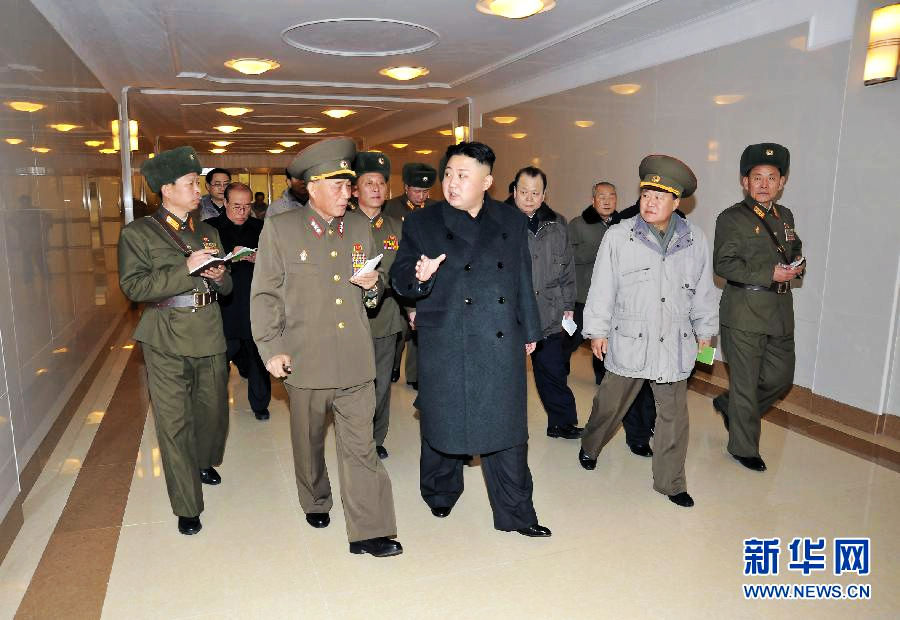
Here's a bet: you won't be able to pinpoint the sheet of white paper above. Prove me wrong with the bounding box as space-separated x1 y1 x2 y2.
562 317 578 336
354 253 383 276
789 256 805 268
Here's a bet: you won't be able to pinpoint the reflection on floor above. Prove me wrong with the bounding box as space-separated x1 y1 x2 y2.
4 345 900 619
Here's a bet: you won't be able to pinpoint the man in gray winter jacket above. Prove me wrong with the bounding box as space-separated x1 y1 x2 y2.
578 155 718 508
513 167 581 439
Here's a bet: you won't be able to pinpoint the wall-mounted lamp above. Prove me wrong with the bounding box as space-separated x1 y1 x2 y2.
864 4 900 85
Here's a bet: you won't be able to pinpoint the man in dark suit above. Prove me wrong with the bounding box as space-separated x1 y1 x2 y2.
390 141 551 538
209 182 271 420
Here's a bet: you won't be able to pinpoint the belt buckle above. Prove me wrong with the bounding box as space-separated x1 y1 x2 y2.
193 291 205 306
776 282 789 294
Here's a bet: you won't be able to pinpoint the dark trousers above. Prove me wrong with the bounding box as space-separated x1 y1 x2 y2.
420 437 538 531
372 333 399 446
226 338 271 414
393 323 418 383
567 303 656 445
531 332 579 428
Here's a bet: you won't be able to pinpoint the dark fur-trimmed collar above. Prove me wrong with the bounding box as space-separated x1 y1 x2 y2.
582 205 621 226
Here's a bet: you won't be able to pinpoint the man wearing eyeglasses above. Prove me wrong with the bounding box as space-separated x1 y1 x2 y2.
208 182 271 421
199 168 231 220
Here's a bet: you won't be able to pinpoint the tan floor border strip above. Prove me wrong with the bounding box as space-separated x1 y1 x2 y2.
14 344 149 619
0 311 133 566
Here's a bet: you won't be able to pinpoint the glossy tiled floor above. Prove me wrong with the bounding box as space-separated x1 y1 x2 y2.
3 345 899 619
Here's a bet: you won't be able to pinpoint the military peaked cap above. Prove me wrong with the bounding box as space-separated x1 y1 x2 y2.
740 143 790 177
141 146 202 193
638 154 697 198
354 151 391 181
402 162 437 188
287 137 357 183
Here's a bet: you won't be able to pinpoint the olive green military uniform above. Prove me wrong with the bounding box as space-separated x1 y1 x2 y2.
118 206 232 518
250 138 397 543
713 143 802 459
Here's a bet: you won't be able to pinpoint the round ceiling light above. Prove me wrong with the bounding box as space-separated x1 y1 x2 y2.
609 83 641 95
574 120 595 128
268 148 285 154
224 58 280 75
391 143 408 149
210 148 227 154
476 0 556 19
509 133 527 139
438 129 453 136
713 94 745 105
5 138 23 145
278 141 299 148
379 66 430 81
492 116 518 124
49 123 80 132
214 125 241 133
99 148 117 154
7 101 45 112
84 140 104 147
323 109 355 119
299 127 326 134
30 146 51 153
217 106 253 116
210 140 233 147
415 149 433 155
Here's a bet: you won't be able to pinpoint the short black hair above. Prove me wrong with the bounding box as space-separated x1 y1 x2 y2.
254 192 265 199
443 141 495 172
224 181 251 202
508 180 516 194
513 166 547 192
285 168 293 180
205 168 231 184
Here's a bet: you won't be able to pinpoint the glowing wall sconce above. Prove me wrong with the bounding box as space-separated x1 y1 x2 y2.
864 4 900 85
112 119 139 151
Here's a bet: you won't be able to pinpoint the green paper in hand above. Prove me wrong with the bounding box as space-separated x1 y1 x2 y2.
696 345 715 365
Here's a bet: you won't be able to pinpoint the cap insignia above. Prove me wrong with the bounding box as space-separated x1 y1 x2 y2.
189 153 195 160
378 157 385 165
765 149 774 156
650 175 661 183
340 160 349 169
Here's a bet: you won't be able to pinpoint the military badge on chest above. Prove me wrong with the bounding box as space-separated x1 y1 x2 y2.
374 216 384 230
299 249 309 262
352 242 367 272
201 237 218 252
383 234 399 251
784 223 796 241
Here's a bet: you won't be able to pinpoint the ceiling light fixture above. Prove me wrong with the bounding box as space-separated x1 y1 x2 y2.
5 138 23 145
210 140 232 147
7 101 45 112
391 143 408 149
438 129 453 136
268 148 285 154
214 125 241 133
574 120 595 128
278 141 299 148
492 116 518 124
49 123 80 132
713 94 745 105
30 147 50 153
864 3 900 85
509 133 527 139
476 0 556 19
99 148 117 154
298 127 326 134
379 66 430 81
224 58 280 75
84 140 104 147
111 119 139 151
323 109 355 119
415 149 433 155
454 126 469 143
609 83 641 95
216 106 253 116
210 148 227 154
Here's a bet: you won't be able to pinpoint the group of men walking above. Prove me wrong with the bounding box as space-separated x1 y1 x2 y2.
117 134 802 556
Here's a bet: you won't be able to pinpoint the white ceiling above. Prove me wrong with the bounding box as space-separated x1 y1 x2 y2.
20 0 768 155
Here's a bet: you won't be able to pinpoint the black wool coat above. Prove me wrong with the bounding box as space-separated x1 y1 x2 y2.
390 198 542 454
208 214 263 340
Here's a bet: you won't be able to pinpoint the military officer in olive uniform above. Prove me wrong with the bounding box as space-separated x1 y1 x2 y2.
250 138 402 558
347 152 406 459
384 162 439 388
712 143 804 472
118 146 233 535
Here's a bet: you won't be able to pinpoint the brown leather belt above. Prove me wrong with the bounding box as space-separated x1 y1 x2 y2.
727 281 790 294
153 291 218 308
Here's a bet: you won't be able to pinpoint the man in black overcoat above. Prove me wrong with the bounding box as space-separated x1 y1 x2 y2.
390 142 551 538
209 182 271 420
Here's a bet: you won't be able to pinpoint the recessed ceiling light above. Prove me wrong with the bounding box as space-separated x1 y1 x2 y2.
7 101 45 112
224 58 280 75
492 116 517 124
278 141 299 148
415 149 433 155
217 106 253 116
268 148 285 154
476 0 556 19
30 146 50 153
438 129 453 136
210 148 227 154
5 138 23 145
323 109 355 119
713 94 745 105
49 123 80 132
99 148 118 154
379 66 430 81
509 133 527 139
609 83 641 95
84 140 104 147
214 125 241 133
574 120 595 128
391 143 408 149
298 127 326 134
210 140 232 147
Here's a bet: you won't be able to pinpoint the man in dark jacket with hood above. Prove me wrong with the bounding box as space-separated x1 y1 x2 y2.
391 142 551 538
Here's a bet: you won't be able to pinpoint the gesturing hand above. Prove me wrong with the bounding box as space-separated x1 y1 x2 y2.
416 253 446 282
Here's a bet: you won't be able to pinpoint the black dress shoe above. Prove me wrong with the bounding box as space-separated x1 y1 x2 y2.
629 443 653 457
430 506 451 518
390 368 401 383
547 424 584 439
668 492 695 507
578 448 597 470
376 445 388 459
305 512 330 528
407 382 418 390
349 537 403 557
199 467 221 485
731 454 767 471
254 409 270 421
713 398 729 430
177 515 202 535
516 523 552 537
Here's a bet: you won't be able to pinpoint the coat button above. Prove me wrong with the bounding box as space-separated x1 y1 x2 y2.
335 298 343 305
661 297 665 302
465 298 472 305
496 331 504 338
333 274 341 282
659 337 664 342
498 297 505 304
330 250 338 258
464 263 472 271
447 233 454 240
502 233 508 239
338 322 346 329
497 262 504 269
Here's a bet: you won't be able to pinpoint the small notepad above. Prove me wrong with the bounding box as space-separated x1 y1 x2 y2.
696 345 716 365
